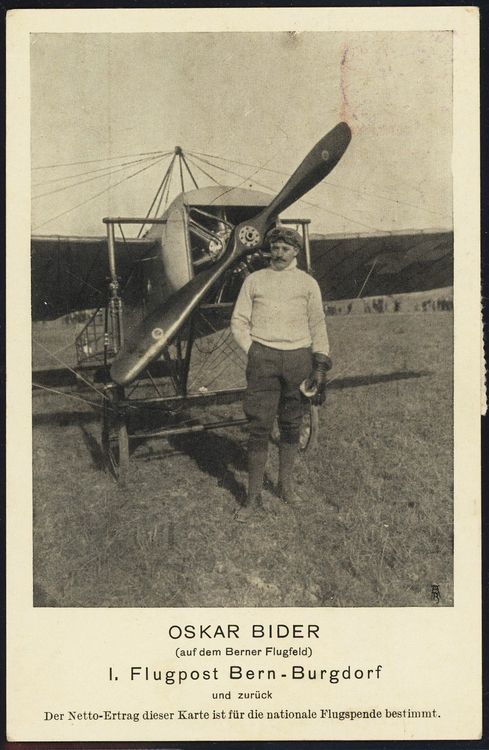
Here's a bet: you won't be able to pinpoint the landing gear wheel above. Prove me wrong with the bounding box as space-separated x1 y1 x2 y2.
115 416 129 486
299 405 319 452
270 405 319 452
102 387 130 485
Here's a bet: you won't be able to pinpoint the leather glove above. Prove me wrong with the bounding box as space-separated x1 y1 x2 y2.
306 353 332 406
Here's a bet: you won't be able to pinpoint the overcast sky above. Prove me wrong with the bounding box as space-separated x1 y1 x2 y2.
31 31 453 237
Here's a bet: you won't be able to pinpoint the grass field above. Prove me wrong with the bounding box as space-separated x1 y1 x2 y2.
32 311 453 608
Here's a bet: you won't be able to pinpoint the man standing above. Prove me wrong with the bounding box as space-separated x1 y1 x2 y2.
231 226 331 520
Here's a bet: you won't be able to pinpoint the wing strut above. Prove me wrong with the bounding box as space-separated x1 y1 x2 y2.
137 146 200 238
137 153 177 237
179 150 199 189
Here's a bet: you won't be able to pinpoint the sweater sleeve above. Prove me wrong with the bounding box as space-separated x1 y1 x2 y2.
307 278 330 356
230 276 254 353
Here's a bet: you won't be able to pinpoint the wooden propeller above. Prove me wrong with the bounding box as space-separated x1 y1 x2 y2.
111 122 352 386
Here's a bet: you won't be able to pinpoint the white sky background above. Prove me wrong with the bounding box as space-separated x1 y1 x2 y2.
31 31 453 237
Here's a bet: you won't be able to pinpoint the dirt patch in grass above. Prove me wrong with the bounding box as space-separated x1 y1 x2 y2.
33 313 453 607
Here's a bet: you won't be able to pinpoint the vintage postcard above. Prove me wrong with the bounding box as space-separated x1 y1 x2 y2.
6 6 481 743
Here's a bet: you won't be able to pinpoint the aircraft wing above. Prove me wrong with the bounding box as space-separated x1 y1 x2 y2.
311 229 453 300
31 234 157 320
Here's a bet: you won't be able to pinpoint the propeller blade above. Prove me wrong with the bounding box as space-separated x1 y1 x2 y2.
260 121 351 221
110 260 232 386
111 122 351 386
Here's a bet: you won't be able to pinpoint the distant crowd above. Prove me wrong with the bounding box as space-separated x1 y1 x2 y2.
63 310 93 324
417 297 453 312
42 296 454 326
324 295 453 316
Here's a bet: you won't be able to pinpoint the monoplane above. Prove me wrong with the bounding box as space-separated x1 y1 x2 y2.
32 122 453 482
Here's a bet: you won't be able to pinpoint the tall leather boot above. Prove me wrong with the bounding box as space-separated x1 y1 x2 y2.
235 447 268 522
278 442 300 504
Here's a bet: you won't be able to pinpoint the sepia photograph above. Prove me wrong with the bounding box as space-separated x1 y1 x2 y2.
30 29 455 609
7 7 481 744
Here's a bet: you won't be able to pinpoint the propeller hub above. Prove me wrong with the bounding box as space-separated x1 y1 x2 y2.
238 225 261 248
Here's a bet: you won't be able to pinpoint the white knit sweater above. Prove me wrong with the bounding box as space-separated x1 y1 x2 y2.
230 259 330 355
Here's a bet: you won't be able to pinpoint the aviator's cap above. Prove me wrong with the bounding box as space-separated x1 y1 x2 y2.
266 226 303 251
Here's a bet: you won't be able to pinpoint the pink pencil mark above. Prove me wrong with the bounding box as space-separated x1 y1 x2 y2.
340 44 358 130
340 44 350 123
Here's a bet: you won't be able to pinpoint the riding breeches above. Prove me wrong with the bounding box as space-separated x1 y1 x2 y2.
243 341 312 451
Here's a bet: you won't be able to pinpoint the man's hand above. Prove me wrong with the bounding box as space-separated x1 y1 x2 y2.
307 353 332 406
